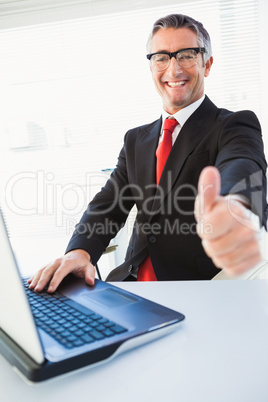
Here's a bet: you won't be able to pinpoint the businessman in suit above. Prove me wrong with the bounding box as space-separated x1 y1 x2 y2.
29 14 267 292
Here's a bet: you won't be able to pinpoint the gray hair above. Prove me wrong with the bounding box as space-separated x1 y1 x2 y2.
147 14 212 62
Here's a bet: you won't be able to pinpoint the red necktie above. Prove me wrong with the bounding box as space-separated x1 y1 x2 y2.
137 118 179 281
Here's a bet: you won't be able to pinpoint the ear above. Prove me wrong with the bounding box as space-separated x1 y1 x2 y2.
204 56 213 77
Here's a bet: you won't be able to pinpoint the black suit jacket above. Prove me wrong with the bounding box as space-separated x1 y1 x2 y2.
66 96 268 281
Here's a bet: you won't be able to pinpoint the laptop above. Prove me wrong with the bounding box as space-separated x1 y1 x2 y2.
0 209 185 383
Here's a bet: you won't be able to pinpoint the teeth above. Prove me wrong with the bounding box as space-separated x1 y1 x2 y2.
168 81 186 87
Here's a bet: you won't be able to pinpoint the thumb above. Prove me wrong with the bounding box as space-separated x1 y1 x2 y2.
195 166 221 219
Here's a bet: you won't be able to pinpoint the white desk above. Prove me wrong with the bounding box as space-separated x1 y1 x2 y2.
1 280 268 402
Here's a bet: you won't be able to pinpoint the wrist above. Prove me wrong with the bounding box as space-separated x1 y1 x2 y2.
67 249 91 262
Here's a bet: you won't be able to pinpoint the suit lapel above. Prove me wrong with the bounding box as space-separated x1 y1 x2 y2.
149 96 219 220
135 117 162 217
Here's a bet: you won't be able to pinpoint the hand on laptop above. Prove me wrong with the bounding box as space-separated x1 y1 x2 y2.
28 249 95 293
194 166 261 277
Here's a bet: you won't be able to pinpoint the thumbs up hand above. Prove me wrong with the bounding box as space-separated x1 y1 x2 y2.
194 166 262 276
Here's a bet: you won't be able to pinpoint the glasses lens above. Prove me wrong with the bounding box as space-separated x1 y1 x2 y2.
176 49 198 68
151 53 170 71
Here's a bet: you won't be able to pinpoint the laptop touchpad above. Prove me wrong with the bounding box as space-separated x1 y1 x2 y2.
83 288 138 309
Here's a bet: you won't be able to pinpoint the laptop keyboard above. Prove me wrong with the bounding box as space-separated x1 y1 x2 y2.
23 280 127 349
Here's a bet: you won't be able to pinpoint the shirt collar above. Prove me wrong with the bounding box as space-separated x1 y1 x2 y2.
162 95 205 127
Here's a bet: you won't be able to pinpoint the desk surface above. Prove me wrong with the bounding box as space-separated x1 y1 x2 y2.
1 280 268 402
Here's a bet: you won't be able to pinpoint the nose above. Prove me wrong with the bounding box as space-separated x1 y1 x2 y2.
166 56 183 76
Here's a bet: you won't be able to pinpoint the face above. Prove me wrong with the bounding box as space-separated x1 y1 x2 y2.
149 27 213 114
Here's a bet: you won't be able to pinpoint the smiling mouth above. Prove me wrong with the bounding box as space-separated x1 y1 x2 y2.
166 81 187 87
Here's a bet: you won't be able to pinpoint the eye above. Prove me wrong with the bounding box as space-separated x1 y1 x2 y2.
177 52 195 61
154 54 169 63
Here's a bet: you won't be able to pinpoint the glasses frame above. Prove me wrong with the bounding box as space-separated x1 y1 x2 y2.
146 47 206 71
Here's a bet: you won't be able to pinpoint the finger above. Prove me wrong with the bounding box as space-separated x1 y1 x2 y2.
34 259 63 292
201 220 257 258
195 166 221 220
46 259 73 293
196 200 231 241
207 234 261 269
222 251 262 277
28 267 46 290
197 198 257 242
84 263 96 286
46 257 94 293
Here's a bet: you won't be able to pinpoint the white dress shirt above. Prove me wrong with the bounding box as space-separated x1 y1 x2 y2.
160 95 205 145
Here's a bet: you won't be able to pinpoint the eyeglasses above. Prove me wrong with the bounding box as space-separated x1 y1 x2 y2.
146 47 206 72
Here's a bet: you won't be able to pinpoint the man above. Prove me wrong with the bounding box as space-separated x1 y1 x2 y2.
29 14 267 292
